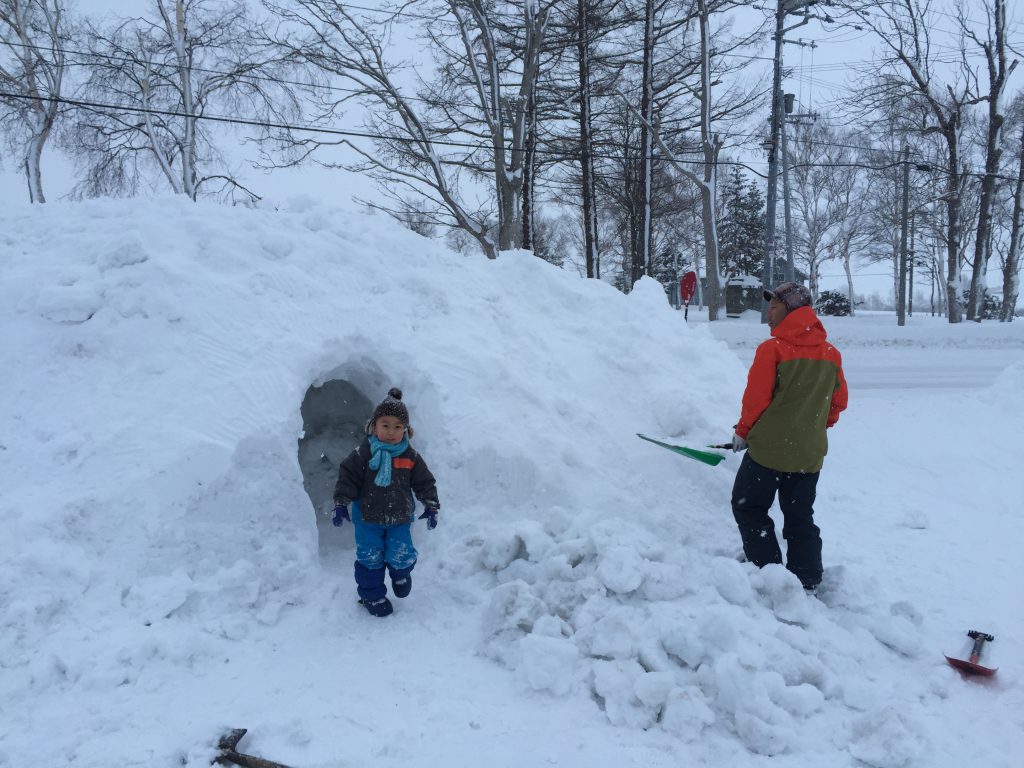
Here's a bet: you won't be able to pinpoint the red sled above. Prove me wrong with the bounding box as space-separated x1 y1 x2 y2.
944 630 997 677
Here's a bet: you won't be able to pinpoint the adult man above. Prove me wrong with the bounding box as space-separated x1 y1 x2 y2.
730 282 848 591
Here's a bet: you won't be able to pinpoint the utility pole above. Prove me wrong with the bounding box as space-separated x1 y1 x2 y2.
781 93 797 284
761 3 786 322
909 214 915 316
761 0 819 321
898 144 911 327
781 86 816 285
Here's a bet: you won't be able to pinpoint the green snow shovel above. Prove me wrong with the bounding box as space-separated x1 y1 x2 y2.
637 433 727 467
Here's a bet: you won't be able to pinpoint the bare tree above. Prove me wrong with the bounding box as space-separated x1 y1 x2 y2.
67 0 295 201
452 0 550 252
841 111 904 304
574 0 600 277
526 0 636 279
0 0 67 203
847 0 987 323
676 0 766 319
628 0 731 316
999 111 1024 320
262 0 550 259
833 136 879 316
962 0 1018 320
595 0 762 305
787 120 875 308
561 0 697 290
628 0 661 290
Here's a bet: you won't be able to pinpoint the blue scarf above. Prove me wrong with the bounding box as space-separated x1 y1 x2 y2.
368 435 409 487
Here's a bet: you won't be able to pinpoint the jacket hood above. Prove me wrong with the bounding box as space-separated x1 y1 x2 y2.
771 305 827 346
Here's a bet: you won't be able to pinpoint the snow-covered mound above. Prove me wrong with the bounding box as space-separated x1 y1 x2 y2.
1 197 1020 768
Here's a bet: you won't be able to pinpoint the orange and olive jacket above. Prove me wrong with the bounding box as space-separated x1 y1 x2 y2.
735 305 848 473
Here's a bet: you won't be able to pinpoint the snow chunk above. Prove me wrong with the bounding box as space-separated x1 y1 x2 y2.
661 686 716 740
628 275 674 313
33 283 103 323
518 633 582 696
848 707 925 768
593 659 658 728
122 569 195 624
482 580 548 662
590 609 637 659
596 545 647 594
633 670 675 708
710 556 755 605
751 564 814 625
480 521 553 571
735 709 791 756
94 239 149 271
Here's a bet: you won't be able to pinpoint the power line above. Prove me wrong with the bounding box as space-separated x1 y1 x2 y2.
5 0 1014 86
8 89 1021 183
0 88 488 149
0 88 723 164
1 38 440 107
1 27 1008 149
13 88 985 181
1 19 997 102
0 37 829 133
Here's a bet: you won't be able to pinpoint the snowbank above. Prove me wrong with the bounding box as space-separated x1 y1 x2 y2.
1 197 1021 768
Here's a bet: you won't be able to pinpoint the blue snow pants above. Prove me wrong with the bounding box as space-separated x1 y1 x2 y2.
351 503 417 602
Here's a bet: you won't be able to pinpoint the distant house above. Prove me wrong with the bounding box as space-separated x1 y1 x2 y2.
724 274 764 317
718 268 810 318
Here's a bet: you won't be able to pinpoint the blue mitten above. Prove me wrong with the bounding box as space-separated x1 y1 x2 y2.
332 505 350 527
419 508 438 530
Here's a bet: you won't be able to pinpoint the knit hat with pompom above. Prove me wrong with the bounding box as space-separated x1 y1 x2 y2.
366 388 413 436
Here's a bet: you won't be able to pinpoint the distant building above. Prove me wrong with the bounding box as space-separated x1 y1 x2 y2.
719 268 810 318
724 275 764 317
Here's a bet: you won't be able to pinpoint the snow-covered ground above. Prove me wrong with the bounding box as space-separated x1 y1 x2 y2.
2 197 1022 768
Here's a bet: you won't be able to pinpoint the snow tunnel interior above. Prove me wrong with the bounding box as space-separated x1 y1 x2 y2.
297 378 373 562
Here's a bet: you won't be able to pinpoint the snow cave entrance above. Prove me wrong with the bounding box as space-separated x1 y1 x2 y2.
297 378 372 563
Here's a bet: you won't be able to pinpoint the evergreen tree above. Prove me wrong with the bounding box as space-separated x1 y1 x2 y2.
718 167 767 279
651 246 691 305
816 290 853 316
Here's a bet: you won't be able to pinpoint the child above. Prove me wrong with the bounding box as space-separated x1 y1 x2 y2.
331 388 441 617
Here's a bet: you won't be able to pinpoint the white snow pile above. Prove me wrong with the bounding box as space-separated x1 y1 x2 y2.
1 196 1020 768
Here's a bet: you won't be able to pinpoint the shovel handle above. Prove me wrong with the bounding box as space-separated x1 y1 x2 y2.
967 630 994 664
216 729 293 768
708 443 734 450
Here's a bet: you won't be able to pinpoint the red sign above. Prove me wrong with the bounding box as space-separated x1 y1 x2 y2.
680 271 697 305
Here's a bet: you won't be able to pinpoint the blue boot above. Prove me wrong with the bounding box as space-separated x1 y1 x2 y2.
354 561 392 617
360 596 394 617
389 564 414 599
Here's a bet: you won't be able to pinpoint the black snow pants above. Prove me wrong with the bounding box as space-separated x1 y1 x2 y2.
730 452 822 589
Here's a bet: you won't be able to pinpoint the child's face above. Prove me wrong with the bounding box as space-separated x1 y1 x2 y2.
373 415 406 444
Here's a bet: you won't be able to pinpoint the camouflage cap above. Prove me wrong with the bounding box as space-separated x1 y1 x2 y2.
763 281 812 310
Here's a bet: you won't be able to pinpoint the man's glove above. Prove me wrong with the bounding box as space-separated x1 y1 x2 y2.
731 433 748 453
332 505 350 527
419 508 438 530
